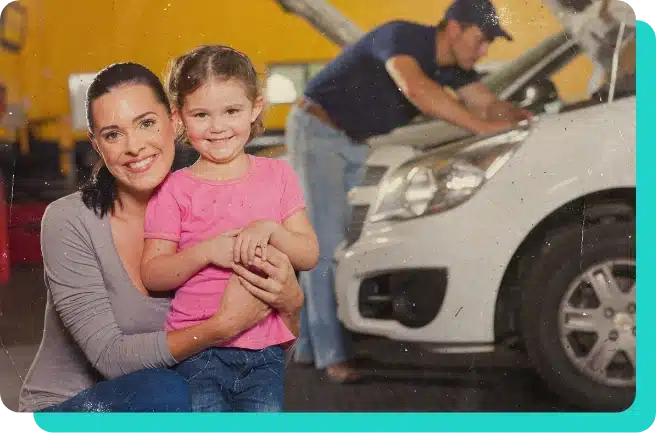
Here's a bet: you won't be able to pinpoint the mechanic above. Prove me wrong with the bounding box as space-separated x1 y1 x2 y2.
285 0 532 383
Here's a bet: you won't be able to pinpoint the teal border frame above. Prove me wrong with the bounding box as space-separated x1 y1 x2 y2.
31 20 655 433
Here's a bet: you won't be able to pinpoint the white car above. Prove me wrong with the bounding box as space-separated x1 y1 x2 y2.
333 28 636 411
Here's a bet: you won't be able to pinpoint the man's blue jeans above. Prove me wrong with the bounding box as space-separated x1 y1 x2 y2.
285 106 368 369
173 345 285 412
39 368 191 412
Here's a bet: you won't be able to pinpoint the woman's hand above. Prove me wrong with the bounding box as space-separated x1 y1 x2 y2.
211 274 272 341
230 245 303 315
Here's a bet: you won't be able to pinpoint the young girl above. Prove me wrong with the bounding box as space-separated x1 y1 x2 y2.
140 45 319 412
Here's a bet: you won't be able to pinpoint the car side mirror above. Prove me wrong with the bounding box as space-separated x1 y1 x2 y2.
1 2 27 52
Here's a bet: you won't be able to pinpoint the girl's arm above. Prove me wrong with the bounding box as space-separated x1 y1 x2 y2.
233 213 319 272
233 160 318 271
141 175 236 291
273 161 319 271
141 235 234 292
41 203 264 380
270 210 319 271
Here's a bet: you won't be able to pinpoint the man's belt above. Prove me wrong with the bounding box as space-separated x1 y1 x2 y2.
295 97 345 135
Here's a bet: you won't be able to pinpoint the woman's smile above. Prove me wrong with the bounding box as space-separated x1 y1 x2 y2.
124 154 158 173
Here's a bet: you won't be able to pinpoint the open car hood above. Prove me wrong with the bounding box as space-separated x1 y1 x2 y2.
274 0 363 47
543 0 636 70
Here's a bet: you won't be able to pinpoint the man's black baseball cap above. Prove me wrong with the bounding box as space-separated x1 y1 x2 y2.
444 0 513 41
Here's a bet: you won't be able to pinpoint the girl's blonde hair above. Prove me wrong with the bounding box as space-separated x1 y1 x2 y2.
165 45 265 143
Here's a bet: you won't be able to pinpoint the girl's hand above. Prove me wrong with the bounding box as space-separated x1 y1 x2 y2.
232 220 279 265
230 245 303 315
197 234 235 268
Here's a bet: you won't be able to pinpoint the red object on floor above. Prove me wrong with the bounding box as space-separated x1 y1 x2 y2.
0 175 9 284
8 202 48 265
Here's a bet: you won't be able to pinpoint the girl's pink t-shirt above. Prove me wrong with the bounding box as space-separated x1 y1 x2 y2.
144 155 305 350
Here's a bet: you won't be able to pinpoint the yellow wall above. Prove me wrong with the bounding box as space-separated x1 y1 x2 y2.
0 0 34 140
13 0 593 143
0 51 21 106
0 53 20 141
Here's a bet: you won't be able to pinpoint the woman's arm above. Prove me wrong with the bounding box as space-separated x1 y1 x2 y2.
279 307 301 338
42 204 267 379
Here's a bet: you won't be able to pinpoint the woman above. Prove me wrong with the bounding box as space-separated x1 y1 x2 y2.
18 62 303 412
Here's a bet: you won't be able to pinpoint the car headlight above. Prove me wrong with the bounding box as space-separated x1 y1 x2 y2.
369 128 531 223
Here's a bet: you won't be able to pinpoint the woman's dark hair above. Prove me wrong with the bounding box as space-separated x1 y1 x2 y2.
80 62 171 217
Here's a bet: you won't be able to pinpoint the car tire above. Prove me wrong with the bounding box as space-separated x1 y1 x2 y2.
520 221 636 411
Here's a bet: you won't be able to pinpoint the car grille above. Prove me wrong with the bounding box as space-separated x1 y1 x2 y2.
345 205 370 246
361 166 388 187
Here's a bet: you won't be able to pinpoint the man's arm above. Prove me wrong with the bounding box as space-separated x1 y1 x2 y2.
385 55 514 134
456 81 534 122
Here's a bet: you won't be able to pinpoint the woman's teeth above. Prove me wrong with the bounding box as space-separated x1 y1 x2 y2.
128 156 154 169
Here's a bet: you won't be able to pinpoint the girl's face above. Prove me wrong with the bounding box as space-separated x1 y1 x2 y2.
90 83 176 195
179 77 263 165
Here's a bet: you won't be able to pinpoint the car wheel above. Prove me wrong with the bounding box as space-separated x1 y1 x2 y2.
520 221 635 411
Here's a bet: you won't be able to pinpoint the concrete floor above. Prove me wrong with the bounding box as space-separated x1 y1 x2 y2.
1 265 45 412
0 265 573 413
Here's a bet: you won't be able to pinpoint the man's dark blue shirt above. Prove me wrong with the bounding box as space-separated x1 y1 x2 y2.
304 20 481 142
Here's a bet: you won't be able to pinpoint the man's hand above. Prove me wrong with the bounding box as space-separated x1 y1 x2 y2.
476 119 516 134
486 100 534 123
456 82 534 128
